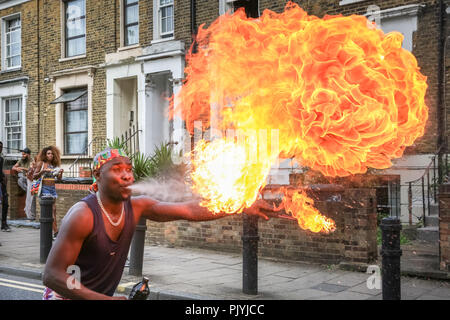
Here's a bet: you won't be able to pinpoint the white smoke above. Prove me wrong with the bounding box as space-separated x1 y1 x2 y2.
129 177 197 202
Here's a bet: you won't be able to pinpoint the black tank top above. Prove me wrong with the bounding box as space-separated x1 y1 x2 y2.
75 193 136 296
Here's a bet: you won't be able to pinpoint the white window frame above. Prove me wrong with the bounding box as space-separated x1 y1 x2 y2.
2 96 23 155
1 13 21 71
61 0 86 59
121 0 139 48
153 0 174 41
365 4 425 52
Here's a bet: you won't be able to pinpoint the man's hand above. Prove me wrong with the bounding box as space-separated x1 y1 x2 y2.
242 199 284 221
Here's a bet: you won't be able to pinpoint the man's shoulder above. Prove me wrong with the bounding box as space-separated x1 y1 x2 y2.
63 201 93 225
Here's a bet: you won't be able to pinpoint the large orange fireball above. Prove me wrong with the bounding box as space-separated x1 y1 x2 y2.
172 2 429 233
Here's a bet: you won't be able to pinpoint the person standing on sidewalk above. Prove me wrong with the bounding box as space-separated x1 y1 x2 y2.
0 141 10 232
42 147 279 300
33 146 63 238
11 147 35 220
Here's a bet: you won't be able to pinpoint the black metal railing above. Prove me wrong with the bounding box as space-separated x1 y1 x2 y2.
119 125 142 157
372 147 450 225
405 150 450 225
66 136 107 178
66 125 142 178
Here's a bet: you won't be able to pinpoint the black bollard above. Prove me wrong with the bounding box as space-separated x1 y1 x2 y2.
40 197 54 263
380 217 402 300
129 217 147 276
242 213 259 295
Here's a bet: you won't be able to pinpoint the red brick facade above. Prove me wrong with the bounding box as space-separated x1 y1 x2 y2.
439 183 450 271
146 187 378 265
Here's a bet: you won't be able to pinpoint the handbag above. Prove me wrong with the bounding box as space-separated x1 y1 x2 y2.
30 177 42 196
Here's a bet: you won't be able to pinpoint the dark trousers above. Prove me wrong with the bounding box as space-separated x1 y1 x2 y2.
1 182 8 227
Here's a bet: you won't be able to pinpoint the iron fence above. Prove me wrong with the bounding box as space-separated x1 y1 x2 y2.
66 125 142 178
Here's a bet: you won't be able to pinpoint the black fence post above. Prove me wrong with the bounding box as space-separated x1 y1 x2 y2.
40 197 54 264
129 217 147 276
380 217 402 300
242 213 259 295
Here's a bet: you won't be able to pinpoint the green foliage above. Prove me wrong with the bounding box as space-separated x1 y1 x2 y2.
376 227 410 246
131 152 155 182
129 141 186 182
106 137 129 156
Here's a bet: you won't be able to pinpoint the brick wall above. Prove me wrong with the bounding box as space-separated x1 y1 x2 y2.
4 172 27 220
33 183 91 228
145 187 378 265
439 183 450 271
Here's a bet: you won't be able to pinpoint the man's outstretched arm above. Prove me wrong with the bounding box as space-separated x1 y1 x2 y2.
133 195 279 222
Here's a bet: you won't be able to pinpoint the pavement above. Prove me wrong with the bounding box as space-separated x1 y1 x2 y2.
1 222 450 300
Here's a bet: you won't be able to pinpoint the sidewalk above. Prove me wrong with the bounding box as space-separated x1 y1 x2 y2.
1 224 449 300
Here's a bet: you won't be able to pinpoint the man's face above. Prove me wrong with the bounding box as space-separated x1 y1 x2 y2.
22 152 29 160
96 157 134 202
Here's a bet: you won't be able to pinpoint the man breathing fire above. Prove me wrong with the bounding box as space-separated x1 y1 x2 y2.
42 148 277 300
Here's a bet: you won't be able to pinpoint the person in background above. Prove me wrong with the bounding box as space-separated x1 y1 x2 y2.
34 146 63 238
0 141 10 232
12 147 35 220
27 155 39 220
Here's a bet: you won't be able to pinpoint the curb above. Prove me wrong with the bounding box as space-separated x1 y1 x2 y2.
0 265 43 280
0 264 212 300
7 220 40 229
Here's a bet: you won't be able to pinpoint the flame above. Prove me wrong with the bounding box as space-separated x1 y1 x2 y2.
173 2 429 233
190 138 274 214
283 190 336 234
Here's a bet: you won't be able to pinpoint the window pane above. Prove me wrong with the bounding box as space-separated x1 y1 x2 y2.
12 56 20 67
7 98 19 113
7 56 20 68
125 25 138 46
10 43 20 56
160 5 173 34
126 0 138 4
125 4 138 24
67 0 85 19
65 110 88 133
160 0 173 5
10 30 20 43
65 133 88 154
7 18 20 31
67 17 85 38
67 36 86 56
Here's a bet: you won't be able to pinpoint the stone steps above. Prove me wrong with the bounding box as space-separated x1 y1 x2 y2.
424 214 440 227
417 226 439 242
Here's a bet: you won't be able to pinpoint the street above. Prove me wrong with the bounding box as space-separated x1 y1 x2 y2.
0 274 44 300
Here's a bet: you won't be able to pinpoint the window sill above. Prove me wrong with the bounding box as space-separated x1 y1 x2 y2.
117 44 140 52
151 37 175 45
59 55 86 63
339 0 365 5
1 67 21 74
